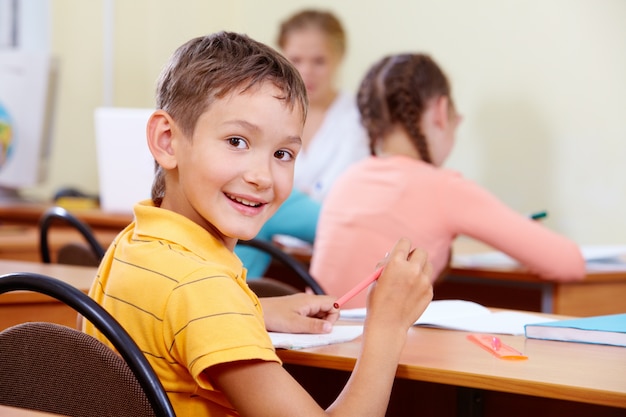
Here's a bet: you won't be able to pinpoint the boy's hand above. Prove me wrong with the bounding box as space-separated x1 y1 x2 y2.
260 293 339 334
366 238 434 329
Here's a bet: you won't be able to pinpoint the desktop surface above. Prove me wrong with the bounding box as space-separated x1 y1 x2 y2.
278 324 626 411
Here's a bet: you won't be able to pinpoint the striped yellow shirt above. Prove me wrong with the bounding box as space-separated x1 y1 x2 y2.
85 200 279 416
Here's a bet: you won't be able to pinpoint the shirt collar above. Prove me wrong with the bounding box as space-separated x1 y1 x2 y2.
132 200 244 274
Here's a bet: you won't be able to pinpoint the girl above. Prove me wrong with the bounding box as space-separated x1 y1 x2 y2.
311 53 585 308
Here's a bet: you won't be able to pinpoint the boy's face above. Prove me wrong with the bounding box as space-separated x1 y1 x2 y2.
160 82 304 250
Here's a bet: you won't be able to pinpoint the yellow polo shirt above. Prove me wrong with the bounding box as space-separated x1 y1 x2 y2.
85 200 279 416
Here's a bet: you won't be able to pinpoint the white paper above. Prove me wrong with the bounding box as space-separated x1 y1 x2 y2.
453 245 626 267
582 245 626 270
452 251 519 267
340 299 553 335
580 245 626 261
340 300 489 321
418 311 555 335
269 325 363 349
453 245 626 268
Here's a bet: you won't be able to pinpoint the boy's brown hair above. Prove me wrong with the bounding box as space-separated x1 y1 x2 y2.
151 31 308 205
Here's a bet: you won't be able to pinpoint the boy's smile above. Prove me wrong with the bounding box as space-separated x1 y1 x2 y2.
156 82 304 250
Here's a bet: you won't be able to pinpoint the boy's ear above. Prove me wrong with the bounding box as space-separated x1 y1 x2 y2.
146 110 177 170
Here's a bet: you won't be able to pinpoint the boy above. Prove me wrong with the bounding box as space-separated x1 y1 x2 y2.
85 31 433 416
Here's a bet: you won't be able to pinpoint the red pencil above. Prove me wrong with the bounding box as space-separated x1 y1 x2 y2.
333 266 384 309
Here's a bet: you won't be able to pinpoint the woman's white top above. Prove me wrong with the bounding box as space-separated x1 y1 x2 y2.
293 91 370 201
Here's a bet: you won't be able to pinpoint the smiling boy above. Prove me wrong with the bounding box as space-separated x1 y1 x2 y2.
85 32 433 416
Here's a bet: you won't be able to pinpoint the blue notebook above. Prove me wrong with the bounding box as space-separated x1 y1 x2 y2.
524 313 626 347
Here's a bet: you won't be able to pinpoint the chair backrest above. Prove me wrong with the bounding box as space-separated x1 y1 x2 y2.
0 272 175 417
39 206 106 265
0 322 156 417
238 238 326 295
247 277 301 297
56 242 102 266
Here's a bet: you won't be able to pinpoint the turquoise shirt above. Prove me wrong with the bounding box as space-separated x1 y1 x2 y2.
235 189 320 278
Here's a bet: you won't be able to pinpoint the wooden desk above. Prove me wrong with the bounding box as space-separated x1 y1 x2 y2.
439 263 626 316
0 224 120 263
0 260 97 331
3 204 625 316
436 239 626 316
0 204 127 262
276 236 626 316
279 324 626 417
0 203 133 231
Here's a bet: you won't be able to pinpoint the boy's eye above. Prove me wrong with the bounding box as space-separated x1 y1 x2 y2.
274 149 294 162
227 137 248 149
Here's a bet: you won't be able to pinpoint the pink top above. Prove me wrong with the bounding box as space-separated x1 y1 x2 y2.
310 156 585 308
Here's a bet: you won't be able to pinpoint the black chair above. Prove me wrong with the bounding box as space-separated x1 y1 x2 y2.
39 205 106 265
0 272 176 417
238 238 326 295
246 277 302 297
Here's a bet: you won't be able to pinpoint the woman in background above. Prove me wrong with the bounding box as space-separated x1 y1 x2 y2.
236 9 369 278
277 9 369 201
310 53 585 307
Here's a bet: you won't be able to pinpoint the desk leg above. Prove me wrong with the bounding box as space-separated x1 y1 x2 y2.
540 283 554 313
457 387 484 417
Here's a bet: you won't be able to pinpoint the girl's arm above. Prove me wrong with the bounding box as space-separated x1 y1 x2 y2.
445 175 585 281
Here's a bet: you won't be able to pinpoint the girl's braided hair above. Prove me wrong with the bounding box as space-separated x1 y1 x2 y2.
357 54 452 162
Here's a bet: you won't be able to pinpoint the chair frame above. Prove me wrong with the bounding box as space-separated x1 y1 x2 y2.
39 205 106 263
0 272 175 417
239 238 325 295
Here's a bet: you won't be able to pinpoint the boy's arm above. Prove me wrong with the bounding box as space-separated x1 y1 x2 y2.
209 238 433 417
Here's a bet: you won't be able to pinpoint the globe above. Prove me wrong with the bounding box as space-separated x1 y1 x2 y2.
0 102 13 169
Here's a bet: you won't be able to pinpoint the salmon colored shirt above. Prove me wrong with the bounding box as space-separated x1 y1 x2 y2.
310 156 585 308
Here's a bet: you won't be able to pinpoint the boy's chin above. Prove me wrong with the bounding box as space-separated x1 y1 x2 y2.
232 227 263 242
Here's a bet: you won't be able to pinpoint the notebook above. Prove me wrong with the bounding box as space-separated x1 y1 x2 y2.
94 107 155 213
524 313 626 347
340 299 553 335
269 325 364 350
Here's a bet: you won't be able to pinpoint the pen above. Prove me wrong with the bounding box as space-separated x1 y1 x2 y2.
529 210 548 221
333 266 384 309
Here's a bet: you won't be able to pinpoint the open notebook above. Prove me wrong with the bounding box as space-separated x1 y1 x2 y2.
269 326 364 350
340 299 552 335
269 300 554 350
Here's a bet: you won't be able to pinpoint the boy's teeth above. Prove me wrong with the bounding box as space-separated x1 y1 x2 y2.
232 195 259 207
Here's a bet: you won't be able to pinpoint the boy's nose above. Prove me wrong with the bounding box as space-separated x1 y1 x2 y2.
243 161 272 190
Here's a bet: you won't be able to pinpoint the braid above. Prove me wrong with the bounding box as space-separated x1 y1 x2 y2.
357 57 391 155
357 54 452 163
